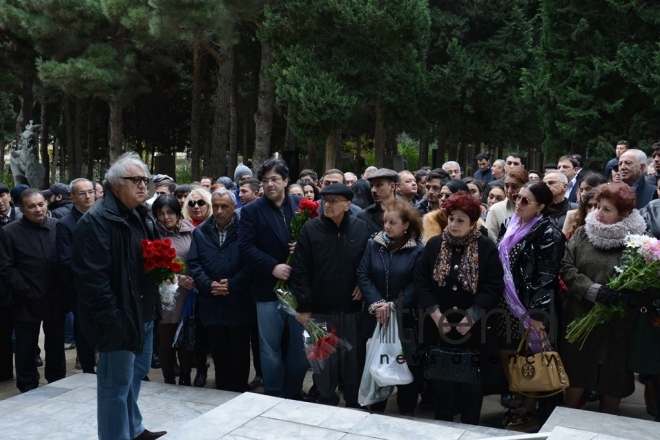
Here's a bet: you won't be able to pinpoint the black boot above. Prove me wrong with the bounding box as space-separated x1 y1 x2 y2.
164 377 176 385
194 367 207 388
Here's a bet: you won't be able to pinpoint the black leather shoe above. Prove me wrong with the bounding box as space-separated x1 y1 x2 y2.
248 376 263 390
35 355 43 367
132 429 167 439
194 368 207 388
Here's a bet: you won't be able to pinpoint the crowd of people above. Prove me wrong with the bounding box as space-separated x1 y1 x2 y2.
1 140 660 438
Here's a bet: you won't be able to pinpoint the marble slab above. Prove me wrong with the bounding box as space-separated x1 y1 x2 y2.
348 413 466 440
541 407 658 440
230 416 347 440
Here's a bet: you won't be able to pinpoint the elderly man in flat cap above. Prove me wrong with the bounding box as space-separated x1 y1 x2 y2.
358 168 399 235
290 183 370 407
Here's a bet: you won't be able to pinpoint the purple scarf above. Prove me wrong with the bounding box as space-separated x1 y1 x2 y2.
498 214 543 353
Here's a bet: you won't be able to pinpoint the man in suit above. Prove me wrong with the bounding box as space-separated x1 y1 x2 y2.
558 155 580 203
238 159 309 399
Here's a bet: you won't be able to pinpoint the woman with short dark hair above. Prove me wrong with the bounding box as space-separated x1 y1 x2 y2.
151 195 197 386
415 191 504 424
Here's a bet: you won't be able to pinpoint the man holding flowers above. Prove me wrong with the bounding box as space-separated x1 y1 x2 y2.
72 152 166 440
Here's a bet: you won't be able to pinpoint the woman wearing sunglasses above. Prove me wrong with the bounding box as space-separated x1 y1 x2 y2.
183 188 212 227
496 182 566 431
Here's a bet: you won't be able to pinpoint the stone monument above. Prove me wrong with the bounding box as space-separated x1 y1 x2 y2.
10 120 46 188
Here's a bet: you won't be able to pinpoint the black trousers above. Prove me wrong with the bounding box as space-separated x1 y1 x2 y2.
72 303 96 374
159 323 194 382
0 306 13 380
205 324 250 392
250 321 262 376
433 379 483 424
14 317 66 392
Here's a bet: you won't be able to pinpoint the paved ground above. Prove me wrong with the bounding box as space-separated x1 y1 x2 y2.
0 328 654 430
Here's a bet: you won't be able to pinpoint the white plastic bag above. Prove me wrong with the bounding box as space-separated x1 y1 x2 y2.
369 309 414 386
358 322 394 406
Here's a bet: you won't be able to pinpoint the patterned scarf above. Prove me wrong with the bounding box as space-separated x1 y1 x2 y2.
433 227 481 294
498 214 542 353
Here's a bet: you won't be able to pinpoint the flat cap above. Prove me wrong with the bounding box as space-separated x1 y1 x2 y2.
366 167 399 183
320 183 353 201
152 174 173 184
0 183 8 194
43 182 70 198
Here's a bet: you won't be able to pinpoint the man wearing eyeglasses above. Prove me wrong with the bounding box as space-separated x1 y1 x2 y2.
543 171 577 230
56 179 97 375
72 152 166 440
238 159 309 401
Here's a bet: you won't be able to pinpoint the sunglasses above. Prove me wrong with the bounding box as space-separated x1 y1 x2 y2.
514 194 539 206
188 199 206 207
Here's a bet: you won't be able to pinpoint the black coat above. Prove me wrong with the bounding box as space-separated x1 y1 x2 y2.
187 214 254 326
56 206 84 309
238 194 301 302
290 213 370 314
503 216 565 324
357 234 424 338
49 198 73 219
631 174 655 209
0 217 63 320
72 186 159 353
357 203 383 235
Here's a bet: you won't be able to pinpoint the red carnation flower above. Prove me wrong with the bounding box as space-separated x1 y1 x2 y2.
144 261 156 271
140 239 152 249
170 261 183 273
166 248 177 259
161 238 172 247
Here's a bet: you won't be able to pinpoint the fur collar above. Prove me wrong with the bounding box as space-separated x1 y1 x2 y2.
584 209 646 250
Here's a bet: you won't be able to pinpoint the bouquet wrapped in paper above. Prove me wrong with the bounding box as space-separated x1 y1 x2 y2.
141 238 186 311
566 234 660 349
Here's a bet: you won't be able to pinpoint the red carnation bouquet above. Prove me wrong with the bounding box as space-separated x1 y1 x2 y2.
274 198 319 306
141 238 186 311
304 325 347 373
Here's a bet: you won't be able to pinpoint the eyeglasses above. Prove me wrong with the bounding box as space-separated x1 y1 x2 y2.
261 177 283 185
76 190 96 196
122 176 150 185
514 194 539 206
188 199 206 207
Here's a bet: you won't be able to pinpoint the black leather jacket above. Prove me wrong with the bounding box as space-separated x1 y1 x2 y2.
506 216 566 323
639 199 660 238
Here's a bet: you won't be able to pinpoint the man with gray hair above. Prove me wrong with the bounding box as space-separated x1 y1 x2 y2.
73 152 166 440
442 161 462 180
619 148 655 209
57 178 97 374
543 171 577 230
188 189 252 392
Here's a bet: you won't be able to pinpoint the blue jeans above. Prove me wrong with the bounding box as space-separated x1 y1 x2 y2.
97 321 153 440
64 312 75 345
256 300 308 397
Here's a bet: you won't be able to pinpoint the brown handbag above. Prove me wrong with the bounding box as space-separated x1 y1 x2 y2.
508 329 569 397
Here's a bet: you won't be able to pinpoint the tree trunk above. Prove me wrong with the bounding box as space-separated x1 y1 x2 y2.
334 129 342 169
436 122 448 168
51 110 63 183
15 73 35 137
228 80 238 178
324 131 338 172
65 98 75 181
355 135 362 174
419 133 429 168
108 100 123 162
74 98 84 178
211 42 234 178
307 140 317 172
253 42 275 173
374 103 385 168
85 101 94 179
242 112 248 165
40 97 50 187
190 44 204 181
385 127 397 169
284 121 296 152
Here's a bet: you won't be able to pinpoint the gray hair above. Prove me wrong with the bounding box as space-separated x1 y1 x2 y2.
363 166 378 178
545 170 568 183
442 161 461 172
494 159 505 168
624 148 647 165
104 152 150 185
69 178 92 193
212 188 237 205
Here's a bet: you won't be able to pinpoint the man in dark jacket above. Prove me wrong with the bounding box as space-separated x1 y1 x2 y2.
619 149 656 209
358 168 399 235
0 188 65 392
290 184 370 407
56 178 96 373
188 189 252 392
238 159 308 399
72 153 165 440
43 182 73 219
0 183 16 381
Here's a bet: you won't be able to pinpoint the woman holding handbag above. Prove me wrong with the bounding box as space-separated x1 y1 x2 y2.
497 182 565 431
357 199 424 415
415 191 504 424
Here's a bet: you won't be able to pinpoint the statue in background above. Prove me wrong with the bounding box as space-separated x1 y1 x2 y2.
10 120 46 188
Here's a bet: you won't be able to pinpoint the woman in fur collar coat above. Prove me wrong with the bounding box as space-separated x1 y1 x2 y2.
560 184 651 414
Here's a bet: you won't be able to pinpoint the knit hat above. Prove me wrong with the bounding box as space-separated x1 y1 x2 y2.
234 164 253 183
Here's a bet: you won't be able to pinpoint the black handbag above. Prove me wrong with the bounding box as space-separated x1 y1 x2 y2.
423 346 482 384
